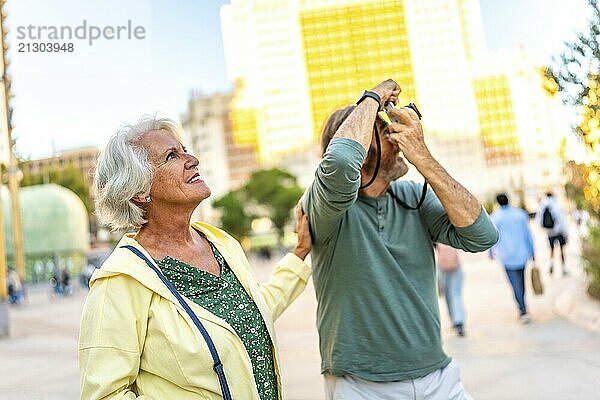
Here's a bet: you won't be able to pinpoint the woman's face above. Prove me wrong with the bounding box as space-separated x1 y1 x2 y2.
137 129 211 207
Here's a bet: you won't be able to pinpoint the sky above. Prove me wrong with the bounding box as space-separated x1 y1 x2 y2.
5 0 592 159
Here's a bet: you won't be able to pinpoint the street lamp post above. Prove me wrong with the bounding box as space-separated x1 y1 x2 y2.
0 0 26 337
0 178 6 336
0 0 9 338
1 1 25 280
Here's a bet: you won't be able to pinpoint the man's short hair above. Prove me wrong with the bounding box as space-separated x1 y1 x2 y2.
496 193 509 206
320 105 356 156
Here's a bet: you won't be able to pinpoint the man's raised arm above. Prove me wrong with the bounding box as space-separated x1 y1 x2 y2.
302 80 400 244
386 106 498 249
332 79 401 150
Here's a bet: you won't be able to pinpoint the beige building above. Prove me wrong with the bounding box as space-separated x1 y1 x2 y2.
181 92 258 223
20 147 99 186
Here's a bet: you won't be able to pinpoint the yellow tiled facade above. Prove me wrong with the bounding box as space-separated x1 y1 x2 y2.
221 0 568 198
300 0 416 140
229 78 259 147
473 74 521 165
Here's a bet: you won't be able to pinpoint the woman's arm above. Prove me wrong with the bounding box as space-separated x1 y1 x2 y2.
79 275 155 400
259 203 312 320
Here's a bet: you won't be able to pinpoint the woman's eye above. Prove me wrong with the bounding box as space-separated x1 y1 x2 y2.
166 152 176 161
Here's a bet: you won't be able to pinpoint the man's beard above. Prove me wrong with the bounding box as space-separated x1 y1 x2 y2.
362 148 379 176
362 148 409 183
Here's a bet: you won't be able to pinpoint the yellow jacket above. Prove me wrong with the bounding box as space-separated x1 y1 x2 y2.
79 222 311 400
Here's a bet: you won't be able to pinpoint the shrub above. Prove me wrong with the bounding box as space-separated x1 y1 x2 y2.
580 226 600 301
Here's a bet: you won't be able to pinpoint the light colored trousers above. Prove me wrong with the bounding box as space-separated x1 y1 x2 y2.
324 360 473 400
438 268 465 326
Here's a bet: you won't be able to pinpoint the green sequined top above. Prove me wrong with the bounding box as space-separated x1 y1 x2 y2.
155 239 278 400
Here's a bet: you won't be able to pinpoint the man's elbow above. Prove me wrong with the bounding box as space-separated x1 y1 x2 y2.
478 228 499 251
464 227 499 253
320 150 360 178
316 157 361 202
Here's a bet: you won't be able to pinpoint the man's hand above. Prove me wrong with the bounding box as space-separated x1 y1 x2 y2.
386 106 432 168
370 79 401 107
387 106 483 227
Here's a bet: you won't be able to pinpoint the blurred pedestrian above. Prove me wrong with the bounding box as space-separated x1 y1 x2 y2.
60 267 71 292
573 208 590 236
536 191 569 276
7 269 24 305
490 193 536 324
578 209 591 235
50 270 62 296
303 79 498 399
79 116 312 399
435 243 466 336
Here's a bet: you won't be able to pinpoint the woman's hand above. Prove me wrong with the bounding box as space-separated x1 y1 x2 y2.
293 201 312 260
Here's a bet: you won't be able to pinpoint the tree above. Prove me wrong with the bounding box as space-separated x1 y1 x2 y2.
546 0 600 150
547 0 600 211
212 168 303 244
212 189 254 241
548 3 600 298
564 161 589 210
243 168 304 242
20 164 92 212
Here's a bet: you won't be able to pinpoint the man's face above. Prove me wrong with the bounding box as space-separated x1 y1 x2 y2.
362 120 409 182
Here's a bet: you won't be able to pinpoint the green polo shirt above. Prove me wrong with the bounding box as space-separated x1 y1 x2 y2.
303 138 498 382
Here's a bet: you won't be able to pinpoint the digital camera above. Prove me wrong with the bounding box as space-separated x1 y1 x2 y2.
383 102 422 121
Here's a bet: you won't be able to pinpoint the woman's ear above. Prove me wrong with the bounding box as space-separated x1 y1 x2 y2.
132 193 152 204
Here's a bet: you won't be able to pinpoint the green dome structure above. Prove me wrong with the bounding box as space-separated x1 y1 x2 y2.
2 184 90 282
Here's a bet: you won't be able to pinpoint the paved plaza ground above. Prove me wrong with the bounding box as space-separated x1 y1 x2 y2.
1 225 599 399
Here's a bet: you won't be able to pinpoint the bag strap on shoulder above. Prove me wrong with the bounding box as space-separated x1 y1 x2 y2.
120 245 233 400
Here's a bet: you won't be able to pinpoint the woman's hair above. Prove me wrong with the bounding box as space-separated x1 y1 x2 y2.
93 116 181 231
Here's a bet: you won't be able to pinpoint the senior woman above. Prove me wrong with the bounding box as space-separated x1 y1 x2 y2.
79 117 312 400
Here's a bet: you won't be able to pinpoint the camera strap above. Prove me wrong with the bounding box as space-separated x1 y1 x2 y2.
359 116 428 210
387 182 428 210
359 124 381 190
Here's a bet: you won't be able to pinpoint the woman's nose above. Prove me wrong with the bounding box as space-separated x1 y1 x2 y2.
185 154 199 169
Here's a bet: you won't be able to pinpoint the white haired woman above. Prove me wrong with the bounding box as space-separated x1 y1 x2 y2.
79 117 312 400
